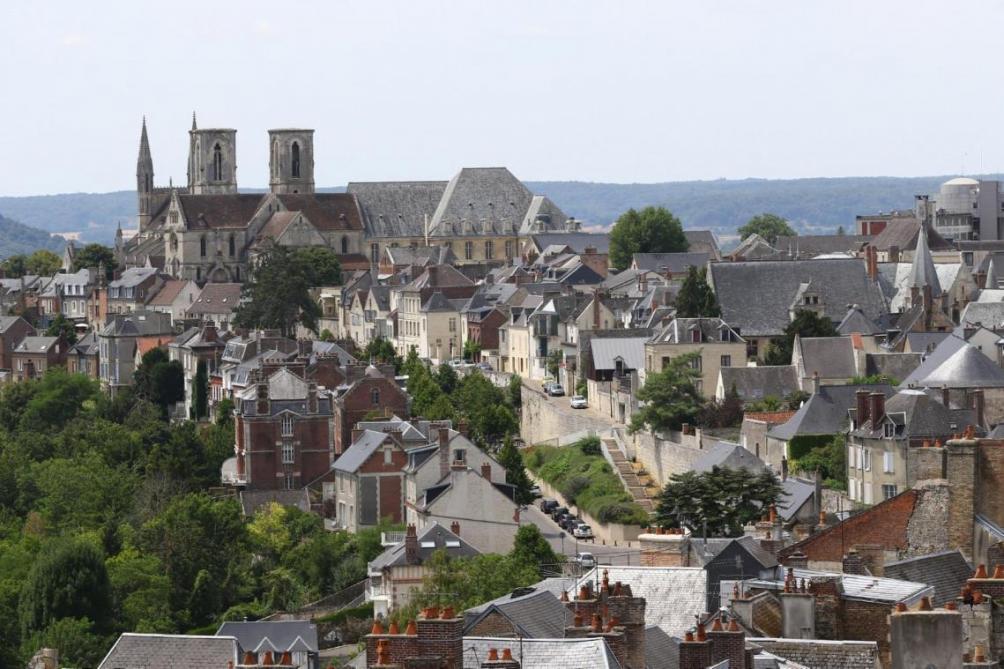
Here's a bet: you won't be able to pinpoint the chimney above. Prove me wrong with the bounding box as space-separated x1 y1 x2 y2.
307 381 318 414
923 284 933 313
439 426 451 479
481 462 492 481
638 529 690 566
812 371 820 394
972 390 985 427
781 456 789 481
947 438 978 560
458 420 468 437
593 290 601 330
890 602 962 669
708 616 746 669
679 625 713 669
780 586 816 639
404 524 419 565
352 427 364 444
415 607 464 669
889 244 900 263
856 389 870 427
256 382 269 415
854 543 885 577
869 392 885 426
450 521 460 536
841 548 868 575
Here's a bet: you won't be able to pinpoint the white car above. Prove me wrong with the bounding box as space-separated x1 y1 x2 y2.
573 524 593 539
577 552 596 569
570 395 587 409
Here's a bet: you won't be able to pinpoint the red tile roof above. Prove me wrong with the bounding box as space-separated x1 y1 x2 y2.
743 411 796 424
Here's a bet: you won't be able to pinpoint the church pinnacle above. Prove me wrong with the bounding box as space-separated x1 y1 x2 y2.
191 111 197 131
137 116 153 176
907 222 941 296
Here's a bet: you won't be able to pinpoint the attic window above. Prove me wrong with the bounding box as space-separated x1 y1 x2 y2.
445 540 461 547
883 423 894 438
420 541 436 548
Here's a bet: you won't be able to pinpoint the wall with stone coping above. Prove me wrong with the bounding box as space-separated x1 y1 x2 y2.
528 473 642 545
520 382 616 445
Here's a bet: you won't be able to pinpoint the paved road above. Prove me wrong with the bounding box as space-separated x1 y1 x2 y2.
521 504 640 567
522 378 624 436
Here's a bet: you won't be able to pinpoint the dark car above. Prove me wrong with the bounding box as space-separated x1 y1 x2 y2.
540 498 559 513
560 516 579 531
551 506 569 521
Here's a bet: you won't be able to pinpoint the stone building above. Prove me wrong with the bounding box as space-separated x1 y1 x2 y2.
332 365 410 455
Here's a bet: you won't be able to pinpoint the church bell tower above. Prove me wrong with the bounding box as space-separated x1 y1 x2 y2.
268 129 315 194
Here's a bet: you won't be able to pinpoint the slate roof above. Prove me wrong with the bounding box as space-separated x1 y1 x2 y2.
649 318 743 344
422 292 460 313
768 384 895 441
851 389 975 438
590 337 648 371
463 588 570 639
369 522 479 571
109 266 159 289
750 567 932 604
69 331 99 356
98 633 239 669
709 259 888 337
960 301 1004 330
684 230 721 258
522 195 572 235
864 353 922 382
347 181 447 238
749 638 878 669
869 217 953 252
0 316 28 334
178 194 266 229
216 620 318 653
884 550 972 606
276 193 364 231
147 279 189 306
836 306 882 335
188 283 242 315
332 430 393 474
461 637 620 669
913 343 1004 388
100 310 175 337
777 477 816 522
899 334 968 386
720 366 799 402
644 626 678 669
905 331 952 355
796 337 857 379
572 566 706 637
528 233 611 255
632 252 711 273
12 336 59 353
692 441 768 474
877 262 962 313
774 234 872 258
429 167 534 237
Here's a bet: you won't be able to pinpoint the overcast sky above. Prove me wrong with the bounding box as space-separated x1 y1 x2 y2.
2 0 1003 196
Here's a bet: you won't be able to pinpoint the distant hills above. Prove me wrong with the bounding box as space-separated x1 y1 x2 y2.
2 174 1000 245
0 213 66 259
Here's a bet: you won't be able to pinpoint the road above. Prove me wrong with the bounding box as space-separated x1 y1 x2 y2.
520 504 640 567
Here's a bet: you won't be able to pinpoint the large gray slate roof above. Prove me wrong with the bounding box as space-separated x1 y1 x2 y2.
347 180 447 238
216 620 318 653
796 337 857 379
768 384 895 441
463 588 570 639
529 232 610 254
720 365 798 401
913 343 1004 389
461 636 621 669
332 430 391 474
632 252 711 273
692 441 768 474
369 522 479 571
429 167 535 237
98 633 238 669
959 301 1004 330
884 549 972 607
590 337 648 372
709 259 888 337
852 389 974 438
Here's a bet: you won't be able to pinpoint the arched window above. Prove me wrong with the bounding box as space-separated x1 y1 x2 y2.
212 143 223 181
370 387 380 406
341 236 349 254
228 234 235 257
291 142 301 178
200 236 207 257
169 233 178 252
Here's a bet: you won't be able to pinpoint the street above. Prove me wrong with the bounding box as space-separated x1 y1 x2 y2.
521 504 640 567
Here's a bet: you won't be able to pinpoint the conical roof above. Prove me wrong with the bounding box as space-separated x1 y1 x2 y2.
907 224 940 295
918 343 1004 388
136 117 153 175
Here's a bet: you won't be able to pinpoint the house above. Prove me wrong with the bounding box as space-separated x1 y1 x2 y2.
97 310 175 391
402 423 505 506
585 332 650 424
36 268 96 325
644 318 746 399
169 323 228 417
631 251 710 275
716 365 799 405
463 584 570 639
367 522 479 617
883 549 973 607
0 316 35 371
329 427 412 532
395 265 475 359
230 367 334 491
107 266 166 314
846 388 977 504
740 411 796 464
216 621 319 669
98 633 238 669
907 343 1004 424
418 292 466 364
146 278 201 324
332 364 409 455
791 336 864 391
186 282 243 330
11 336 66 381
67 331 100 379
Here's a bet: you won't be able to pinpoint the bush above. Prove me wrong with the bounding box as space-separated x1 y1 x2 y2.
561 476 591 505
315 602 374 625
577 436 601 456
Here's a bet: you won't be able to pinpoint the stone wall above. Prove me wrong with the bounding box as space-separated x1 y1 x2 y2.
528 473 642 545
631 430 706 488
905 483 951 557
520 382 614 445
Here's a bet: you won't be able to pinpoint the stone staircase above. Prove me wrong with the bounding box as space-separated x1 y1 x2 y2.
604 437 658 513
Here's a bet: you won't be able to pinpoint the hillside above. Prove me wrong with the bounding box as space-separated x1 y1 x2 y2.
0 213 65 259
2 174 999 244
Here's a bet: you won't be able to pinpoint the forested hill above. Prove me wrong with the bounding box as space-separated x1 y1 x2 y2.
4 174 1002 244
0 213 65 259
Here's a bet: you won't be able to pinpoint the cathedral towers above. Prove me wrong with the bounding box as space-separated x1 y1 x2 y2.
268 129 315 194
188 114 238 195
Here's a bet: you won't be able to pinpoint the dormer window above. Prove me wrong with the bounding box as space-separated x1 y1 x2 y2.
883 422 894 438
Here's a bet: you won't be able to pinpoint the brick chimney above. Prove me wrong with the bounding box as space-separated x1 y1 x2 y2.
404 524 419 565
972 390 985 427
638 528 691 566
351 427 364 444
679 624 713 669
890 600 963 669
947 437 978 560
605 580 647 669
856 389 871 427
307 381 318 414
450 521 460 536
439 426 451 479
415 606 465 669
869 392 885 426
481 462 492 481
256 382 270 415
708 616 746 669
842 548 868 575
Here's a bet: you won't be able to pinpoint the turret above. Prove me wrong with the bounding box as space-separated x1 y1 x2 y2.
268 129 315 194
136 117 154 232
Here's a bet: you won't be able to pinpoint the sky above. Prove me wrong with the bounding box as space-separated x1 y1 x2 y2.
2 0 1004 196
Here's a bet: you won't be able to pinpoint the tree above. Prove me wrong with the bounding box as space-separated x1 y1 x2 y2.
216 397 235 427
609 206 688 270
462 339 481 363
71 243 117 280
546 350 562 378
435 363 459 395
836 225 846 236
510 525 559 578
656 466 784 537
19 617 110 669
497 437 534 505
134 348 184 417
763 309 839 366
674 266 720 318
294 247 342 287
629 352 704 434
794 434 847 489
18 540 113 637
234 246 321 336
319 329 334 342
737 213 796 245
106 544 173 632
25 250 62 276
193 360 208 420
506 375 522 410
1 254 27 278
697 384 743 428
44 313 77 345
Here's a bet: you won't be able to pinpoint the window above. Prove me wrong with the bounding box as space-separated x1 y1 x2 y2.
720 355 731 368
196 267 202 282
465 241 473 260
370 387 380 406
883 451 894 474
212 143 223 181
882 484 898 500
281 413 294 436
883 422 895 438
862 449 872 472
282 441 294 463
200 236 207 257
371 243 380 264
505 240 513 259
291 141 301 178
284 472 296 490
689 357 702 371
341 236 349 254
228 234 235 257
271 141 279 177
453 448 466 464
485 240 494 259
449 318 456 333
383 446 393 465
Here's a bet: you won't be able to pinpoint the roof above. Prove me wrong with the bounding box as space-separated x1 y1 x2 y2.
529 232 611 255
12 336 59 353
632 252 710 273
750 638 879 669
884 550 972 606
0 316 29 334
899 334 968 386
461 636 620 669
347 180 448 238
692 441 768 474
463 588 569 639
709 259 888 337
422 291 460 313
743 411 797 424
216 620 318 653
276 193 364 231
777 477 815 522
864 353 922 382
188 282 243 315
684 230 721 258
768 384 896 441
749 567 932 604
590 337 648 371
332 430 393 474
98 633 238 669
836 306 882 336
100 310 175 338
774 234 872 258
369 522 479 571
906 226 941 293
644 626 678 669
878 262 962 313
796 337 857 379
147 279 189 306
109 266 159 288
959 301 1004 330
428 167 535 237
178 193 266 229
869 217 953 253
572 566 706 637
913 343 1004 388
852 389 975 438
720 366 799 402
649 317 743 345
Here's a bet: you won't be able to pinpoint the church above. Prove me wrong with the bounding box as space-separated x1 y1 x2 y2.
120 116 576 283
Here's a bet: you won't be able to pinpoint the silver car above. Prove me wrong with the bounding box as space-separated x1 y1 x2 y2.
570 395 587 409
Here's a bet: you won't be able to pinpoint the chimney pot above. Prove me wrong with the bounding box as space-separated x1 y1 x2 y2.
405 620 417 635
371 619 384 635
488 649 499 661
502 649 514 661
975 564 988 579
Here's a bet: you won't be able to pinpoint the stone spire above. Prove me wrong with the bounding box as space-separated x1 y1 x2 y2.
908 222 941 295
136 117 153 177
191 110 197 131
136 118 155 232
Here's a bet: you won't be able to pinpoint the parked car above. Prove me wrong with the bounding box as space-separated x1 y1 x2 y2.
573 524 594 539
478 362 492 371
547 383 565 397
577 552 596 569
540 498 558 513
560 516 579 531
570 395 587 409
551 506 569 520
447 358 465 368
529 485 542 498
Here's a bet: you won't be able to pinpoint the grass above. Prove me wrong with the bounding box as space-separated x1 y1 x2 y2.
525 437 649 526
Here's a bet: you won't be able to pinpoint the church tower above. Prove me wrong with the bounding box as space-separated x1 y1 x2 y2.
136 117 155 232
268 129 314 194
187 116 238 194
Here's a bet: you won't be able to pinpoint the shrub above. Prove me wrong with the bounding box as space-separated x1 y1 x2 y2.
577 436 601 456
561 476 591 504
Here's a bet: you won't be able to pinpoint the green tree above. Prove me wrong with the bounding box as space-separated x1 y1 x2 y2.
234 246 321 336
18 540 113 637
674 266 720 318
629 352 704 434
696 384 743 428
133 348 184 417
609 206 689 270
71 243 117 280
656 467 784 537
737 213 796 245
363 337 400 369
293 247 342 287
506 375 522 410
462 339 481 362
19 617 110 669
25 250 62 277
106 544 173 632
510 525 559 578
546 350 562 378
44 313 77 345
497 437 534 505
435 363 459 395
216 397 235 427
1 254 27 278
26 451 137 531
193 360 208 420
763 309 839 366
794 434 847 489
319 329 334 342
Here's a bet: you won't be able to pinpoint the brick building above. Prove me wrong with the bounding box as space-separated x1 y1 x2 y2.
12 336 66 381
0 316 35 371
330 427 411 532
332 365 409 455
233 367 334 491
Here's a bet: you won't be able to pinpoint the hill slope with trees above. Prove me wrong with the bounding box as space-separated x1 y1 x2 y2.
0 213 65 259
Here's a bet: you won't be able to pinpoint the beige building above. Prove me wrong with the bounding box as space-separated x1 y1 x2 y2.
644 318 746 398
